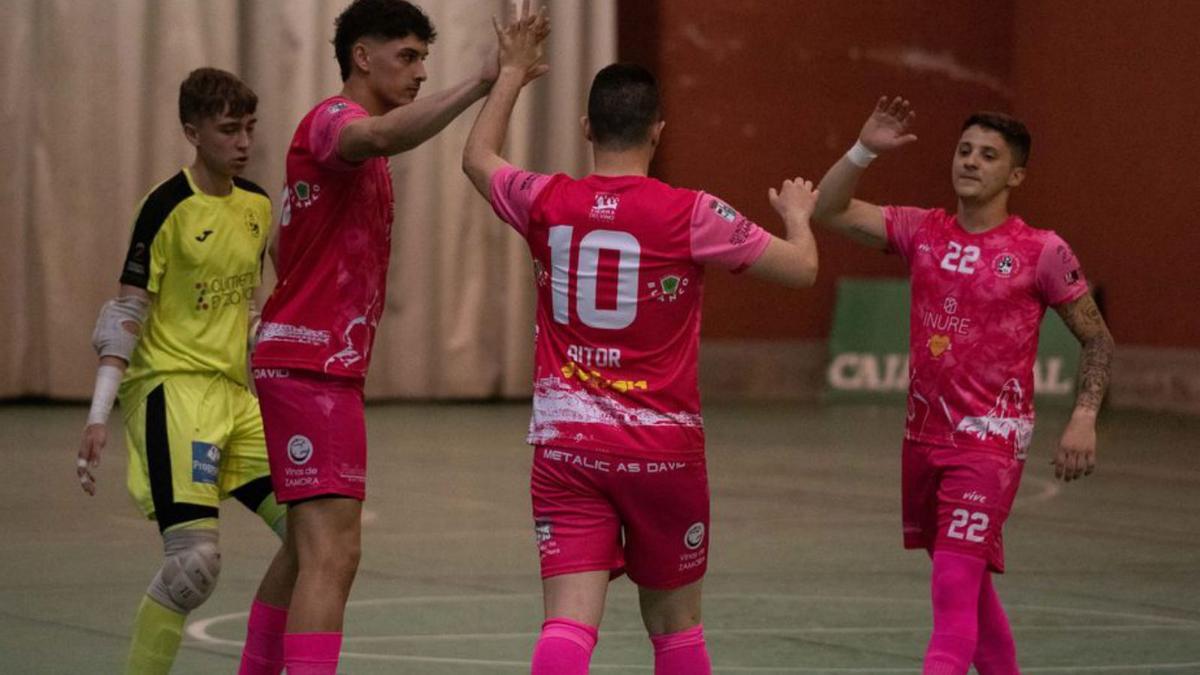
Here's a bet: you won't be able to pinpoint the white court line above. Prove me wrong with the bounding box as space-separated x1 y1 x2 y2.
1015 474 1061 506
187 593 1200 672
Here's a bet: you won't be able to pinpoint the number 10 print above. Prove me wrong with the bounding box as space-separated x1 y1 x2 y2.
548 226 641 330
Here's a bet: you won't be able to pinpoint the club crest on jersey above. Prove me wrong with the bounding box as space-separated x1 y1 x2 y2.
992 253 1020 278
649 274 689 302
244 209 261 238
589 193 620 221
684 522 706 550
928 333 951 358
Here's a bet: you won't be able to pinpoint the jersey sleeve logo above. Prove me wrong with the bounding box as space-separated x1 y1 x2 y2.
124 243 149 277
709 199 737 223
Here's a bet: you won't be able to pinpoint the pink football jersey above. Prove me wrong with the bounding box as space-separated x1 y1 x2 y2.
490 166 771 460
885 207 1089 458
254 97 394 378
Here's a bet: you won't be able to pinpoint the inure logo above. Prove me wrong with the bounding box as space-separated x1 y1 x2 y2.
684 522 706 550
287 435 314 465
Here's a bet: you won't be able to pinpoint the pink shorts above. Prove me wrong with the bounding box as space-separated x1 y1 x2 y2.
531 446 709 590
901 440 1024 573
254 368 367 503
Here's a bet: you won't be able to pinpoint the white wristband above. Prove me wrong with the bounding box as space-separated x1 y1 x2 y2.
87 364 123 426
845 140 878 168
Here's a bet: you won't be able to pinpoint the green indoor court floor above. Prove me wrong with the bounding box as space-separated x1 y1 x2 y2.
3 401 1198 673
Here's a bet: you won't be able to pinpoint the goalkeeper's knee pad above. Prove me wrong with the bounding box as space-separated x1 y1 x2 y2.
147 528 221 613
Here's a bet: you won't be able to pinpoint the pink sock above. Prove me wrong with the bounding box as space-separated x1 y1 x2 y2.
238 600 288 675
924 551 986 675
974 573 1019 674
283 632 342 675
650 624 711 675
530 617 598 675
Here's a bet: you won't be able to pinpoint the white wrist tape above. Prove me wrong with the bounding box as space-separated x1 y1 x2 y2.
91 295 149 361
845 140 878 168
87 364 123 426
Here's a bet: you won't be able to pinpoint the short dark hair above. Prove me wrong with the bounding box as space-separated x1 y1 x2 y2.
178 68 257 126
333 0 436 81
587 63 662 149
962 112 1031 167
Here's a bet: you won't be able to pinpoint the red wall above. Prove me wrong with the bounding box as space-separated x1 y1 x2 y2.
619 0 1198 348
1012 1 1199 348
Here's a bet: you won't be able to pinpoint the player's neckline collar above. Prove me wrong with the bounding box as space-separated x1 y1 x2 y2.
952 213 1021 236
182 167 237 200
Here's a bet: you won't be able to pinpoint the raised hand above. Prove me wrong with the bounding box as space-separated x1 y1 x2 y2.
859 96 918 154
77 423 106 495
492 0 551 85
769 177 820 221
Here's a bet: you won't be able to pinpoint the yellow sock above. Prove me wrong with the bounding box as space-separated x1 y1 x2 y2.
124 595 185 675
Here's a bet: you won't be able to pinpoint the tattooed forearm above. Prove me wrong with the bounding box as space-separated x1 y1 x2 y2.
1076 333 1114 411
1055 294 1115 413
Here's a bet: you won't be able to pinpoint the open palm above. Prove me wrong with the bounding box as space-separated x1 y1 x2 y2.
859 96 918 153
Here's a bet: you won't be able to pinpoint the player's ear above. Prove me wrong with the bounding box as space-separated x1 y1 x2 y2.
352 40 372 76
580 116 593 143
182 122 200 148
1007 165 1026 188
649 120 666 147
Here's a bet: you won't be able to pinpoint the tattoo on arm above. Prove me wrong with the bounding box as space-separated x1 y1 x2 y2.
1055 294 1115 412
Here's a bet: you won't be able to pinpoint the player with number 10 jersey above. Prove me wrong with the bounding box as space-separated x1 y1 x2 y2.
465 53 819 674
495 168 768 461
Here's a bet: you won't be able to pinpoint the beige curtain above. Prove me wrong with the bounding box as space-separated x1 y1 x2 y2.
1 0 616 400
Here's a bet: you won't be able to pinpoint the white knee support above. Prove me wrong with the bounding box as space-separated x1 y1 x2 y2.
147 529 221 613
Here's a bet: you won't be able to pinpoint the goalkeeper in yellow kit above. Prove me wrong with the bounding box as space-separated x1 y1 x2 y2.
75 68 295 674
